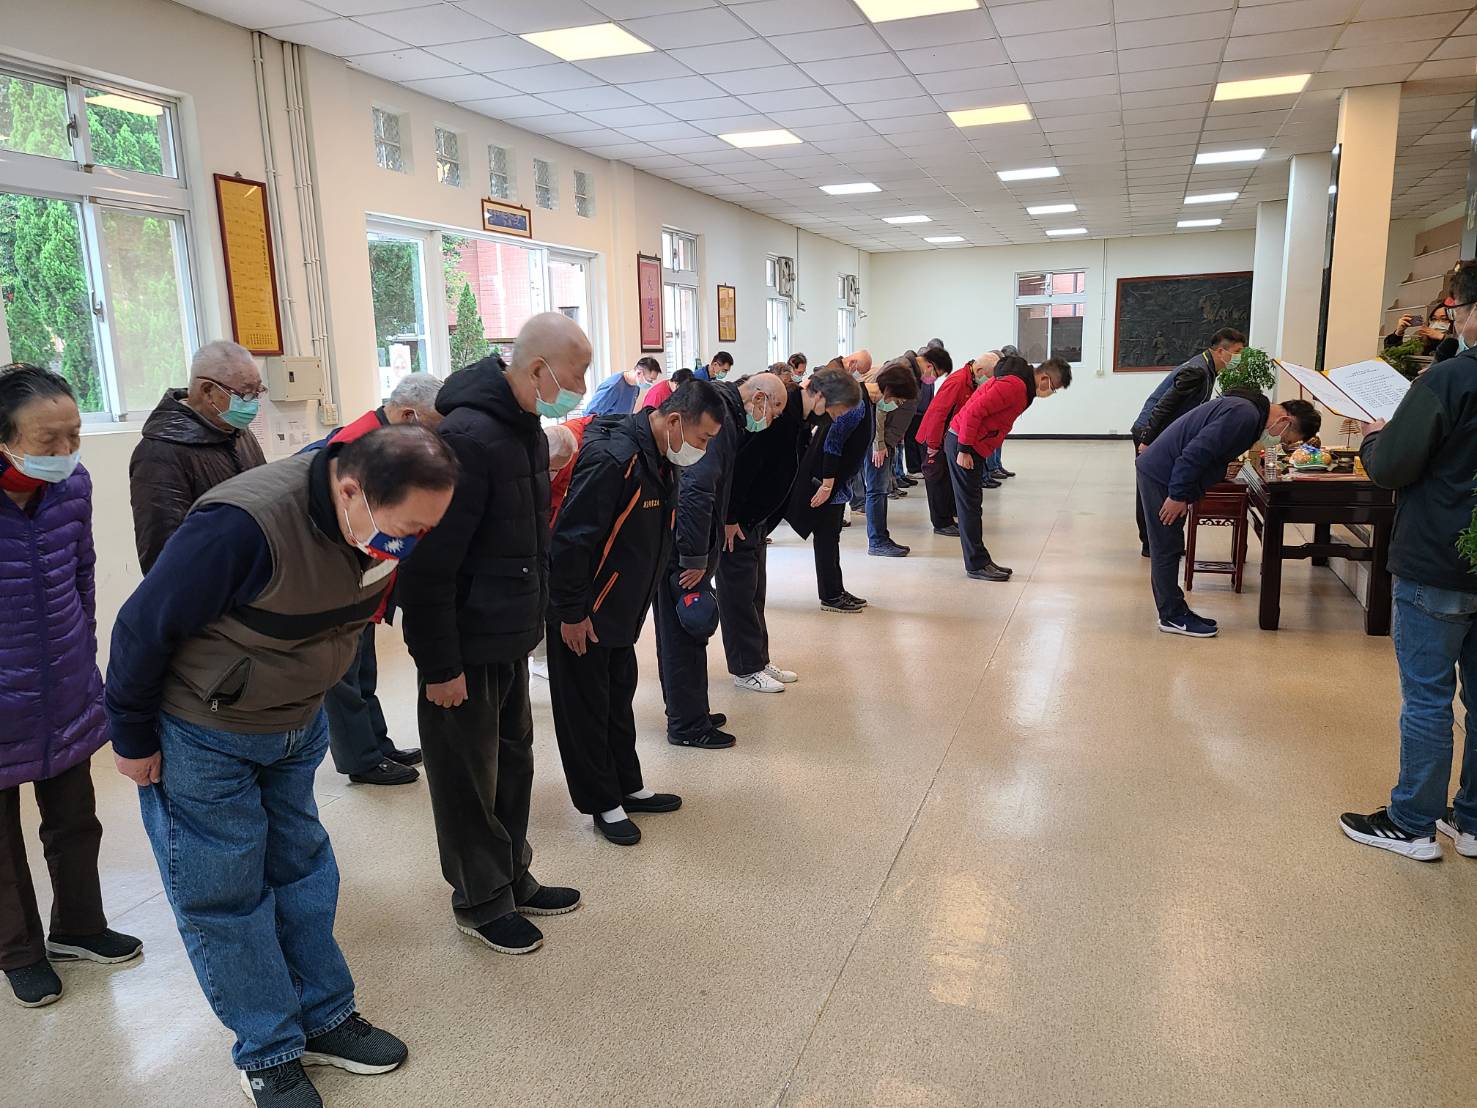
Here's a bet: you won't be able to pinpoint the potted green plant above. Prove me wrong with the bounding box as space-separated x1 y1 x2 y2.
1216 346 1277 395
1380 337 1425 381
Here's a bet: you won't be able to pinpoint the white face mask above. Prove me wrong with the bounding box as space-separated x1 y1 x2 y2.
665 415 706 467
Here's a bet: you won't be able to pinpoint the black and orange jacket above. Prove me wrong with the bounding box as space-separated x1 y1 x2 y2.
547 414 675 647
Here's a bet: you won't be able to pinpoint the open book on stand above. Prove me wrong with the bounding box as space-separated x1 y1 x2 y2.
1278 358 1411 423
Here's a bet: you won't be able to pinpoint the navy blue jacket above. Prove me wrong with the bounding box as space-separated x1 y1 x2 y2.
1136 395 1265 504
1132 350 1217 445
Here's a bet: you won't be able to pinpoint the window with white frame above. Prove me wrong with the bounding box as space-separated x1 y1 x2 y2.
372 106 404 172
836 273 857 357
0 61 198 420
573 169 594 218
765 254 789 364
533 158 557 210
434 127 460 187
661 228 699 373
488 143 515 200
1015 270 1086 363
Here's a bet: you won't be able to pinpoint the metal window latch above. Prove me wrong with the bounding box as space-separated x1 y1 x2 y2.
67 115 79 144
92 299 105 321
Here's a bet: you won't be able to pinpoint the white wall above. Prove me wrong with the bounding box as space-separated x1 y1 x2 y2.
867 231 1255 436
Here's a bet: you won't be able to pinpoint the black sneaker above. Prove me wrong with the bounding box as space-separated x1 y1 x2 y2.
996 469 1016 479
1158 612 1217 638
967 563 1012 582
384 747 422 767
348 759 419 786
668 727 736 749
457 912 544 954
708 712 727 728
1437 807 1477 857
594 812 641 845
983 477 1002 489
821 595 863 613
868 542 910 557
1140 544 1151 558
1339 807 1441 861
240 1060 322 1107
517 886 583 915
303 1013 407 1075
1186 609 1218 628
933 525 960 536
45 927 142 964
5 960 62 1008
842 591 868 608
622 792 682 813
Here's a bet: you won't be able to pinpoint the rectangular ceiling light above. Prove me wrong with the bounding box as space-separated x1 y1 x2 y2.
883 214 932 224
948 103 1032 128
1214 74 1311 102
1195 148 1264 165
1178 218 1223 228
521 23 653 62
1027 203 1077 215
84 92 165 117
856 0 979 22
820 182 881 195
718 128 802 149
1184 192 1238 205
997 166 1060 182
1045 227 1087 237
925 235 965 244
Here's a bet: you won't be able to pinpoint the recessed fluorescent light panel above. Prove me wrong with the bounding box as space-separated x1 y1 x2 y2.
718 128 802 149
1027 203 1077 216
1195 148 1264 165
1045 227 1087 237
925 235 965 244
948 103 1032 128
820 182 881 195
521 23 653 62
883 214 932 224
1178 218 1223 228
997 166 1060 182
1184 192 1238 205
856 0 979 22
1214 74 1310 101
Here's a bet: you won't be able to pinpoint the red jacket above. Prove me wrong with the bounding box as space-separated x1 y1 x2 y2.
549 415 596 521
949 371 1032 456
917 364 975 450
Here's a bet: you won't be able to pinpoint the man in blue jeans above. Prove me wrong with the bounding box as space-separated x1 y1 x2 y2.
105 427 458 1107
1341 262 1477 861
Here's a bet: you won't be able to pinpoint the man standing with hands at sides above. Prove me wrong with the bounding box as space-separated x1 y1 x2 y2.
1130 328 1246 555
1136 390 1317 638
548 382 726 845
655 372 788 749
947 356 1072 581
397 313 590 958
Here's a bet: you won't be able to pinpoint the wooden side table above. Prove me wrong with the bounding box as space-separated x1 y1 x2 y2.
1185 482 1250 593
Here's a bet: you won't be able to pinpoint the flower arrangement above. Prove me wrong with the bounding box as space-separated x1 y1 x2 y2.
1216 346 1277 395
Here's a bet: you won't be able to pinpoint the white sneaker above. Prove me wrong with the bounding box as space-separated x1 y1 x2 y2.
734 671 785 694
763 663 798 684
1437 808 1477 857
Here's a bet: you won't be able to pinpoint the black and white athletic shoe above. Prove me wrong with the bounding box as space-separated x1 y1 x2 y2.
45 928 142 964
1339 807 1441 861
6 960 62 1007
303 1013 407 1075
240 1061 322 1107
1437 807 1477 857
821 595 863 613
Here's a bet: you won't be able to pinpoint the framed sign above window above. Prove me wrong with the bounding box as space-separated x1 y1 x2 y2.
637 252 663 352
480 198 532 239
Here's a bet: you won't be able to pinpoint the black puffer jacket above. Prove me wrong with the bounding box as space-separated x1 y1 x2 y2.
128 389 266 573
728 385 806 533
398 355 550 679
672 381 747 570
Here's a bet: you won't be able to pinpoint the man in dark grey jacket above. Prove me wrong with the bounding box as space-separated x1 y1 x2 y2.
1341 262 1477 861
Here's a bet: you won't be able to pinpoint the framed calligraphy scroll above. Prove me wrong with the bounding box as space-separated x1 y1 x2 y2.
717 284 736 343
213 174 284 356
637 253 663 352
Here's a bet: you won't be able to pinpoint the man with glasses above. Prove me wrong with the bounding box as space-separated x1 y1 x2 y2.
129 340 267 572
1341 264 1477 861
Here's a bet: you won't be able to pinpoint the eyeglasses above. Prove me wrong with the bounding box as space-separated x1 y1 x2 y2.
201 376 268 401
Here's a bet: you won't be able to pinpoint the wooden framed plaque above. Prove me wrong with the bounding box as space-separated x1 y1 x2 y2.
213 174 284 356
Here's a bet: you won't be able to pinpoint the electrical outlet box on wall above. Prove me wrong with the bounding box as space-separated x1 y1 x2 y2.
266 355 325 402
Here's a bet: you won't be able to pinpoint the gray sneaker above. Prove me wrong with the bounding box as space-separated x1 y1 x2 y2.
239 1061 322 1107
302 1013 407 1074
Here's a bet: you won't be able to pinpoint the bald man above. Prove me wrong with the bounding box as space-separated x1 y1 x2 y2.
398 312 590 957
655 371 788 748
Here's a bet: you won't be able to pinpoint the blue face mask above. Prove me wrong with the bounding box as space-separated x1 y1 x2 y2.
210 386 259 430
3 447 81 484
878 398 899 413
535 360 582 419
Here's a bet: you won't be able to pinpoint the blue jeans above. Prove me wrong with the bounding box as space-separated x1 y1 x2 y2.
140 711 356 1071
864 446 895 549
986 446 1003 473
1387 576 1477 836
1136 470 1188 622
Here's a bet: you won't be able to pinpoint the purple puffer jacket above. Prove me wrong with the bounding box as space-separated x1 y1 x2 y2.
0 463 108 789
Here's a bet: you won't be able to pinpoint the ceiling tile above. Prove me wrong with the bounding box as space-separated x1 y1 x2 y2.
916 64 1020 95
619 75 727 103
402 72 512 100
541 85 643 111
827 75 927 104
264 18 404 54
616 121 710 141
1229 0 1359 35
461 93 564 117
802 54 908 83
707 63 814 94
1120 65 1218 92
1115 9 1234 47
739 86 839 113
899 39 1010 70
1002 24 1115 62
726 0 863 35
1122 86 1212 109
189 0 340 24
426 35 555 71
493 63 606 93
1216 53 1329 80
1119 40 1225 72
665 95 758 119
670 38 788 70
765 105 859 127
690 112 779 133
1026 74 1120 101
1430 35 1477 60
585 0 715 18
621 5 752 48
1411 58 1477 80
850 96 942 121
1015 53 1117 82
991 0 1111 36
345 48 464 82
356 4 499 46
581 104 682 127
770 25 890 63
1115 0 1231 18
1325 42 1441 69
452 0 606 35
873 9 999 49
1339 12 1465 47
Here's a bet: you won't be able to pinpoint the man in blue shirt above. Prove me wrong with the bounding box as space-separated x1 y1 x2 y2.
584 357 661 416
694 351 733 381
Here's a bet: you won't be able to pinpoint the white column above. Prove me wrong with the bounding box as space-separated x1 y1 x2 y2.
1249 199 1287 351
1275 152 1332 378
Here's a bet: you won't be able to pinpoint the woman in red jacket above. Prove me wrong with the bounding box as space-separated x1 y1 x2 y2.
946 355 1071 580
917 350 996 535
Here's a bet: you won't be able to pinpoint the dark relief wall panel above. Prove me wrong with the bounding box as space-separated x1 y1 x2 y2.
1113 272 1253 372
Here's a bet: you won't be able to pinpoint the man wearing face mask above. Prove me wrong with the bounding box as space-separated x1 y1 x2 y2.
655 372 786 748
105 426 459 1108
129 340 267 574
695 351 734 381
396 312 589 958
547 382 725 845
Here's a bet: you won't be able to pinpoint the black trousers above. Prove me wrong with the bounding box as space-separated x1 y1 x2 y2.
416 660 538 926
903 415 924 474
717 523 769 676
324 624 394 775
653 553 718 742
811 502 846 600
921 450 956 529
946 431 993 572
0 759 107 970
547 627 641 815
1132 440 1148 549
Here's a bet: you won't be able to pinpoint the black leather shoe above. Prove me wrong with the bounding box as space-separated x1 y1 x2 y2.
1140 544 1151 558
668 727 736 749
348 759 419 786
933 525 960 537
967 563 1013 582
708 712 727 728
623 792 682 813
594 812 641 845
996 469 1016 478
983 477 1002 489
384 747 422 767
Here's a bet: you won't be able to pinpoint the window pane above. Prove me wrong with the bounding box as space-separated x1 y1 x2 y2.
99 208 192 412
0 192 104 411
368 233 428 388
443 233 545 361
1017 272 1046 297
0 74 72 160
437 155 460 187
85 90 176 177
373 108 399 144
489 145 514 199
549 256 588 334
1016 305 1049 363
1050 315 1083 363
